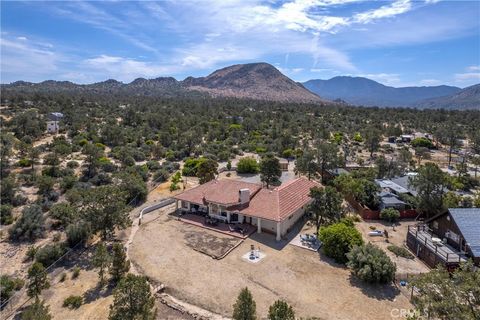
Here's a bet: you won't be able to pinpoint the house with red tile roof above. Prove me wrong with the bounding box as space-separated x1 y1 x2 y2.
173 177 321 240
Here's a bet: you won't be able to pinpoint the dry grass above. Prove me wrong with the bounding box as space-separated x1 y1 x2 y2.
130 209 412 320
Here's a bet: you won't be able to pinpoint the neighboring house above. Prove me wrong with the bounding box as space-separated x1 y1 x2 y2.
47 112 64 133
407 208 479 268
375 174 418 211
427 208 480 265
173 177 320 241
378 191 408 211
375 173 418 197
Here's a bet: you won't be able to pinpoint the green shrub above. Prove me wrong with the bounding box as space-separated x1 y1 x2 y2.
26 245 38 261
63 295 83 309
380 208 400 222
237 157 259 174
153 169 169 183
66 161 79 169
60 175 78 192
347 243 396 284
9 205 46 241
17 158 32 167
387 245 414 259
66 221 91 247
0 204 14 225
49 203 77 227
169 182 180 192
411 137 433 149
71 267 81 279
318 223 363 264
338 217 355 227
0 275 24 305
35 243 67 267
146 160 161 171
182 158 206 176
60 273 67 282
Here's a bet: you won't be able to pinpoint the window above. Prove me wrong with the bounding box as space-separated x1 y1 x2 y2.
446 230 460 243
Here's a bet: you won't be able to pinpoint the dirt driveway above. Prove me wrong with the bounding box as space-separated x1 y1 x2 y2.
130 208 412 320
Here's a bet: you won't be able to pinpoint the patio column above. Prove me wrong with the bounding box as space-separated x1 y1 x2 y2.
175 200 178 211
257 218 262 233
276 222 281 241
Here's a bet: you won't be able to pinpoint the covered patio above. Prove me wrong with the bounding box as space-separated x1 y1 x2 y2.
172 211 256 239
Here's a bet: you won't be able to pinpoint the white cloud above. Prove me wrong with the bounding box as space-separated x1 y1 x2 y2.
467 65 480 72
454 72 480 82
1 36 61 82
17 36 28 41
354 0 412 24
420 79 441 86
356 73 402 86
83 55 178 82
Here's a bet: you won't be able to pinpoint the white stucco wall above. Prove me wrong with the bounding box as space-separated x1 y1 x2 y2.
280 207 305 236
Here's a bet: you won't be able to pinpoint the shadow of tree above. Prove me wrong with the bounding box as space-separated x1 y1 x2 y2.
348 274 401 301
317 250 348 269
83 282 114 304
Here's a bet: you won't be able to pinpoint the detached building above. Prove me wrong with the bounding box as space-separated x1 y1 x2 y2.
173 178 320 241
46 112 64 133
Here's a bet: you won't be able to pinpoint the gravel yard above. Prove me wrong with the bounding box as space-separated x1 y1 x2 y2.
130 208 412 320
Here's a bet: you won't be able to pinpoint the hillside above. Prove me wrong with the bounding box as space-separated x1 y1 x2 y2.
303 76 462 107
2 63 325 104
415 84 480 110
183 63 325 103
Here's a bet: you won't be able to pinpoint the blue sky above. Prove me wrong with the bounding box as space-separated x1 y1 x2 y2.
1 0 479 87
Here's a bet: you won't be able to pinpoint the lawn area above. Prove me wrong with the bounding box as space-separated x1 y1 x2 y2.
130 208 412 320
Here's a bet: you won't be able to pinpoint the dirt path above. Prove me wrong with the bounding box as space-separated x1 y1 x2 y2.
124 203 229 320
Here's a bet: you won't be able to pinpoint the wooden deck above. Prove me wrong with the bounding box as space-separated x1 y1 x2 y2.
406 224 466 269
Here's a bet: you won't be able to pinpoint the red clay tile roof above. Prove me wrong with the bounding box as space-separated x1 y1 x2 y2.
240 178 321 222
173 179 262 206
174 177 321 222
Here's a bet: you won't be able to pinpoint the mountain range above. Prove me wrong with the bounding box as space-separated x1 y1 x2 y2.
2 62 478 109
2 63 323 104
303 77 466 107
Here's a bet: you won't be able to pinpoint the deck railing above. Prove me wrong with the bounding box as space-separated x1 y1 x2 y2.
407 225 463 263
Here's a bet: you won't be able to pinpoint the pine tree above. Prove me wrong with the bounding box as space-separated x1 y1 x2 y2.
110 243 130 282
93 242 111 285
260 154 281 188
21 299 52 320
27 262 50 299
232 287 256 320
109 274 156 320
268 300 295 320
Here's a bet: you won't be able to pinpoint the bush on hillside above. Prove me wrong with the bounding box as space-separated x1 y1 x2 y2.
35 243 67 266
347 243 396 284
9 205 46 241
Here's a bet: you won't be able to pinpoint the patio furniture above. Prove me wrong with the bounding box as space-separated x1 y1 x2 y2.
300 234 309 242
